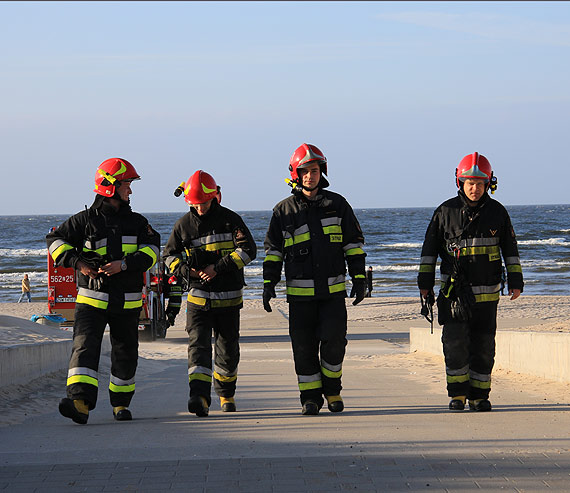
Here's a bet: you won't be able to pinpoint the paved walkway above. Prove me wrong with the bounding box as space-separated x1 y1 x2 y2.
1 305 569 492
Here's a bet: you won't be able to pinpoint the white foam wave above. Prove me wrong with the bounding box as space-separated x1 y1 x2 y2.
378 242 423 249
518 238 570 246
0 248 48 257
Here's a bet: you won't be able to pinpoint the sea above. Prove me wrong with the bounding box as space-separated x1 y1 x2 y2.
1 204 569 303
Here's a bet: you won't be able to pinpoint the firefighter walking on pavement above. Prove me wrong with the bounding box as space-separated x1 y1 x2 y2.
418 152 523 412
163 170 256 417
263 143 366 415
46 158 160 424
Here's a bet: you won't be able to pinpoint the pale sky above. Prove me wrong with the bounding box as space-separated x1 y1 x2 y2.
1 1 569 215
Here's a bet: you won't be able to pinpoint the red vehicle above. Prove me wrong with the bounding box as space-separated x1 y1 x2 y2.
47 244 168 341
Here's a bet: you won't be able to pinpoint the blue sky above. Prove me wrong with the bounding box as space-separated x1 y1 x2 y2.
1 1 569 214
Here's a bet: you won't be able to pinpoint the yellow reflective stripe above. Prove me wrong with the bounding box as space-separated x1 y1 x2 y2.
286 286 315 296
109 382 135 393
139 246 158 267
329 282 346 294
299 380 322 391
203 241 234 251
321 366 342 378
189 373 212 383
353 274 365 279
419 264 435 272
507 264 522 273
475 292 500 303
459 245 500 256
124 300 143 309
446 374 469 384
230 251 245 269
82 246 107 256
470 379 491 389
264 255 282 262
346 247 365 256
122 245 137 254
284 232 311 248
188 295 207 306
76 295 108 309
67 375 99 387
211 297 243 308
323 225 342 234
52 243 74 261
213 371 237 383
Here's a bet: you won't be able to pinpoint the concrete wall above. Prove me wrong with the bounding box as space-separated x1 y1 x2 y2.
410 326 570 383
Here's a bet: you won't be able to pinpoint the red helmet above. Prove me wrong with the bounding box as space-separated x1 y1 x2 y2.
94 158 140 197
456 152 493 188
183 170 221 205
289 143 328 181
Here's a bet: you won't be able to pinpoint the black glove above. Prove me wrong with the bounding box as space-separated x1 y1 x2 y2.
166 311 176 327
263 283 276 312
351 278 366 306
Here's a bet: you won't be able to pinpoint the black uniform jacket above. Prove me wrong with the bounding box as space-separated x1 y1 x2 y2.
418 191 523 303
263 189 366 302
46 200 160 311
162 201 257 310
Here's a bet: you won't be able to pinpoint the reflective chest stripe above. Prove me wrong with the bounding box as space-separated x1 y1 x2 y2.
83 238 108 255
283 224 310 248
122 236 138 254
187 233 234 252
321 216 343 237
285 276 346 296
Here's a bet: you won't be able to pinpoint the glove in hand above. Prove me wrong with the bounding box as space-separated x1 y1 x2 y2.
352 278 366 306
263 283 276 312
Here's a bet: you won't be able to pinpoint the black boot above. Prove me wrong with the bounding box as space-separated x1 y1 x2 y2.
113 407 133 421
469 399 492 412
59 398 89 425
188 395 209 417
301 400 320 416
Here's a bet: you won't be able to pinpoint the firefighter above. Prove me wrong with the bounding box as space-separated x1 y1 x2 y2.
46 158 160 424
164 275 182 327
163 170 256 417
418 152 523 412
263 143 366 415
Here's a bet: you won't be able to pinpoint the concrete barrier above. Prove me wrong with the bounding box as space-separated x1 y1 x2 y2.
410 326 570 383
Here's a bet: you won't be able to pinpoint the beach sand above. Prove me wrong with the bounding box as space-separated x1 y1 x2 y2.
1 296 568 427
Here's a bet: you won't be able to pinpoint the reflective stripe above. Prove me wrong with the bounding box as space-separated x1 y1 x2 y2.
475 292 500 302
139 244 159 268
507 264 522 273
321 359 342 378
109 374 136 393
286 279 315 297
188 233 233 248
345 247 365 256
446 365 469 376
76 288 109 309
321 217 342 227
343 242 364 252
264 254 282 263
323 225 342 235
188 366 213 383
446 374 469 384
328 275 346 294
470 379 491 389
298 372 322 391
230 248 251 268
264 249 283 260
471 284 501 294
214 365 236 377
459 245 500 256
68 367 98 378
420 256 437 264
353 274 365 279
67 375 98 387
84 238 107 255
419 264 436 273
458 237 499 248
213 371 237 383
49 240 74 261
469 370 491 382
124 292 143 309
187 288 243 307
121 236 138 254
283 225 311 248
504 256 520 265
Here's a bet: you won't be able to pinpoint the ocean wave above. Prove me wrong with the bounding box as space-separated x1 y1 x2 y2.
518 238 570 246
0 248 48 257
377 242 423 249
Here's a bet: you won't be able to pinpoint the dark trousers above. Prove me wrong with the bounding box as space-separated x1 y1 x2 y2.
441 300 498 400
67 304 139 409
289 298 348 406
186 307 240 405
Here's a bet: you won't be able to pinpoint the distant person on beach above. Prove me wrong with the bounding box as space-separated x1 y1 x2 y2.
418 152 523 413
366 266 373 297
263 143 366 415
163 170 256 417
17 274 32 303
46 158 160 425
